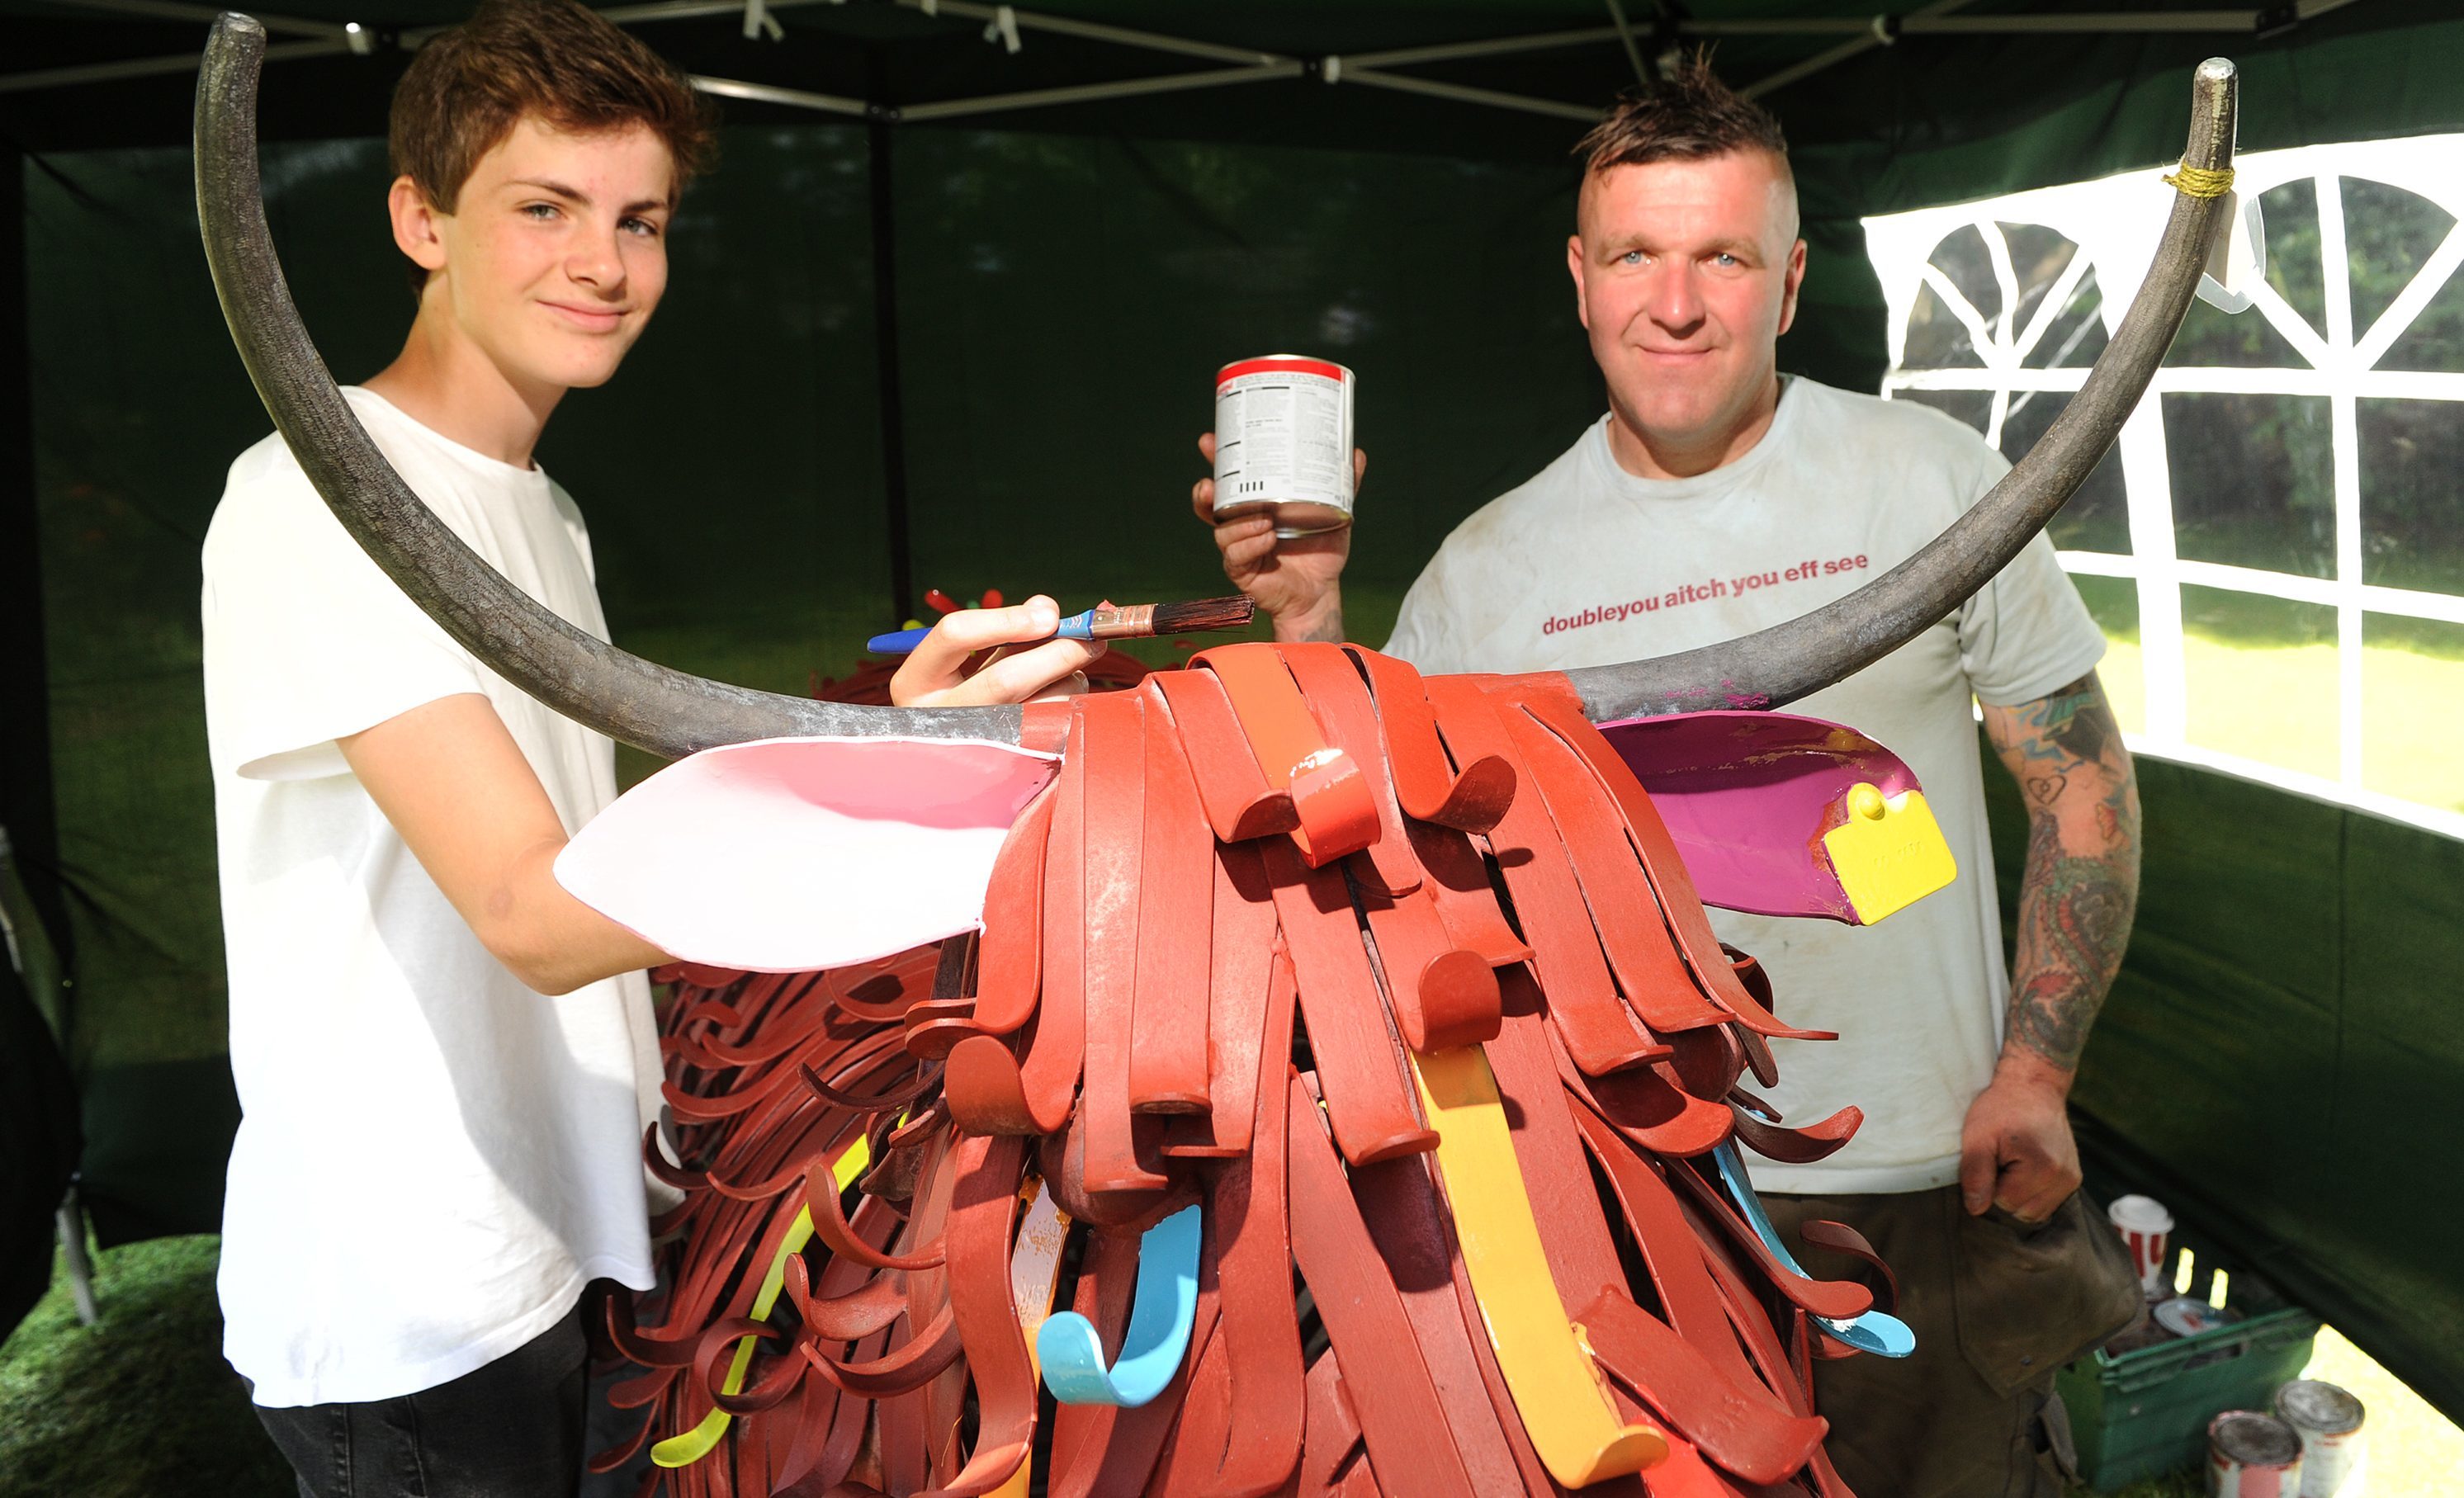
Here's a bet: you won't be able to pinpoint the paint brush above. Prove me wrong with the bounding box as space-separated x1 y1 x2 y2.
865 596 1256 655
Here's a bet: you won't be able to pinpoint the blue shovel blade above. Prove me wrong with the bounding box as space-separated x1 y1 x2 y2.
1710 1141 1915 1360
1035 1203 1203 1406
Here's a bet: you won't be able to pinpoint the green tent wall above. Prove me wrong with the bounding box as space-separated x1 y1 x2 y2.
5 0 2462 1422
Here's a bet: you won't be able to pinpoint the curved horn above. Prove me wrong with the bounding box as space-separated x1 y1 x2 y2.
194 14 1018 758
1563 58 2239 723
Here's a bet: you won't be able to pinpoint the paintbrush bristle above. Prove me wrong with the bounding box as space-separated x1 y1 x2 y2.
1147 595 1257 636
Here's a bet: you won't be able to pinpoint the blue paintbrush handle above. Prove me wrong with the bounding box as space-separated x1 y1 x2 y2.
866 607 1097 655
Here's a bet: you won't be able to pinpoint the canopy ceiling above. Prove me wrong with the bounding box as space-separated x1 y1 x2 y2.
0 0 2436 166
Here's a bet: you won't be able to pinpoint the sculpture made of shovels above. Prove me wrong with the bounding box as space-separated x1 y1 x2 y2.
191 15 2240 1492
594 648 1927 1498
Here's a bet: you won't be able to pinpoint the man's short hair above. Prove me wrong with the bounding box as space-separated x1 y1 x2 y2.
389 0 716 215
1574 53 1789 179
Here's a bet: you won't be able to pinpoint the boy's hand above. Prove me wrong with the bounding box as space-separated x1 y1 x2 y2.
890 594 1104 708
1191 432 1360 645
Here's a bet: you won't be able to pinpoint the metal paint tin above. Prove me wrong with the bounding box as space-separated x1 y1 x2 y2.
2273 1380 2365 1496
1213 354 1355 537
2209 1411 2305 1497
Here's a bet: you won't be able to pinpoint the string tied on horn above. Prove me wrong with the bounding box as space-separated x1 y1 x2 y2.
2164 162 2236 198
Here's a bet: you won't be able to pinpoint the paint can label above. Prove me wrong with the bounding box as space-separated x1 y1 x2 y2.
1213 355 1355 537
2292 1429 2363 1498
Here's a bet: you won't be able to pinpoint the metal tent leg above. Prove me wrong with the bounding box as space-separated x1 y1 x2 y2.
56 1184 97 1326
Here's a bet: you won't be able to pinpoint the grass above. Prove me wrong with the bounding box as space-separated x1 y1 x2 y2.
5 1235 2455 1496
0 1235 289 1498
2095 631 2464 812
2064 575 2464 815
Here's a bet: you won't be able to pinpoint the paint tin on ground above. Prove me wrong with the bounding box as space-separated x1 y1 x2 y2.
1213 354 1355 537
2210 1411 2305 1497
2274 1380 2366 1496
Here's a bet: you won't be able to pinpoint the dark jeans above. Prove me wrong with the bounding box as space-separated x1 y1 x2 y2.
254 1301 588 1498
1764 1186 2144 1498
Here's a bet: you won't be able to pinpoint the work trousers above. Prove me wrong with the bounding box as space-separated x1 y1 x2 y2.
254 1300 589 1498
1764 1185 2143 1498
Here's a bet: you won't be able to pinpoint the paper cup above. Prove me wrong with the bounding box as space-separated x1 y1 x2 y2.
2110 1193 2175 1297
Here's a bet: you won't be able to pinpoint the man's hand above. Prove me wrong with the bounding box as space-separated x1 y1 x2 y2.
889 594 1105 708
1190 432 1360 645
1959 1052 2083 1222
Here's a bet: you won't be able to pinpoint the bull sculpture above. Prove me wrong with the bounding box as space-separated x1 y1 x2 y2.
193 17 2239 1496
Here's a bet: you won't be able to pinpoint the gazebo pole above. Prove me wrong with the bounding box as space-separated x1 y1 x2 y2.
0 149 90 1327
0 149 71 988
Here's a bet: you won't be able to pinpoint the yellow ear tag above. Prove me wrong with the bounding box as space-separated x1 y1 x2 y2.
651 1131 876 1468
1821 782 1956 924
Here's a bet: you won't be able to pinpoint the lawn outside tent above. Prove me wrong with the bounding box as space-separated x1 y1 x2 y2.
2094 626 2464 819
2062 544 2464 825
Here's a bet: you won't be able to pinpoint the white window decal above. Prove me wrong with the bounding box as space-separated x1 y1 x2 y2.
1866 135 2464 836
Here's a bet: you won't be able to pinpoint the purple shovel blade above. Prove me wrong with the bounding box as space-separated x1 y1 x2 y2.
1594 711 1926 924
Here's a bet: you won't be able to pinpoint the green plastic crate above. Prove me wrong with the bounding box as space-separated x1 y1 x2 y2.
2058 1232 2322 1491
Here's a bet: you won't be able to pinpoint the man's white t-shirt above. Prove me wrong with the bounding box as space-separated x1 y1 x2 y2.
202 388 665 1407
1386 377 2105 1196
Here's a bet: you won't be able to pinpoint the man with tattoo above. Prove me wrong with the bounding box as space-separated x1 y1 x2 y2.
1193 59 2141 1497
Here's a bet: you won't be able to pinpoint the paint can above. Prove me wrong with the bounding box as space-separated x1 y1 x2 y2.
2109 1193 2175 1297
1213 355 1356 537
2209 1411 2305 1497
2274 1380 2366 1496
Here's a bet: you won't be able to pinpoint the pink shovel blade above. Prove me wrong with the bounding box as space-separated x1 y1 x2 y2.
555 736 1058 972
1593 711 1925 924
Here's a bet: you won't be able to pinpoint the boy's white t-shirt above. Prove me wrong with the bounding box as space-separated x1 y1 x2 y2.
201 387 665 1407
1386 377 2106 1196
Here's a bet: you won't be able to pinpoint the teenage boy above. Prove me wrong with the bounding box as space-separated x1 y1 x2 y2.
201 2 1089 1491
1192 60 2140 1496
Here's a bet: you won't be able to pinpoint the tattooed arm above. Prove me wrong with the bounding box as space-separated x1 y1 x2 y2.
1989 672 2142 1070
1958 671 2142 1221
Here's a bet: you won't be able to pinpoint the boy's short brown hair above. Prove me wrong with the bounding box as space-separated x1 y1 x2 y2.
389 0 715 215
1574 52 1790 181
